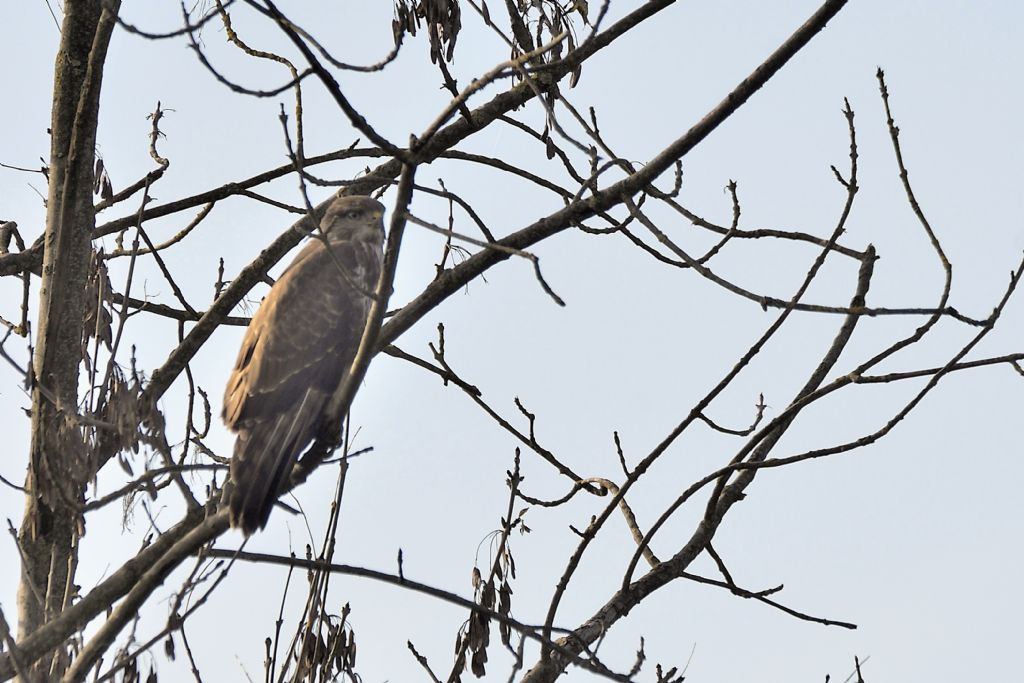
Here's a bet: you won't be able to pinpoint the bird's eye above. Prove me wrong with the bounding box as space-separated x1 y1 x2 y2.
345 210 362 220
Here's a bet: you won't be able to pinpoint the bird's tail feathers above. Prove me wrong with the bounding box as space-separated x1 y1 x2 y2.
227 391 322 534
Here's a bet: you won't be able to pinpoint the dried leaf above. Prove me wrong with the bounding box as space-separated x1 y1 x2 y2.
471 565 482 590
470 646 487 677
480 580 495 609
117 454 133 477
93 158 104 194
570 49 582 87
93 156 114 199
467 610 490 654
571 0 589 24
500 619 510 647
164 635 175 660
82 250 113 356
498 582 511 615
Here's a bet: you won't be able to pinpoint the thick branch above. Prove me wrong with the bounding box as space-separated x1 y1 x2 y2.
18 0 121 665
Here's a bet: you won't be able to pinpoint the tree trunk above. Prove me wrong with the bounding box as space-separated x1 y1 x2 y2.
17 1 119 679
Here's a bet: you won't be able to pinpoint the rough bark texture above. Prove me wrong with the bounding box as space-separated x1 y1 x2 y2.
17 1 119 679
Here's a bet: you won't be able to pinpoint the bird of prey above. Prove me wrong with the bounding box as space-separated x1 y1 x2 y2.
222 195 385 534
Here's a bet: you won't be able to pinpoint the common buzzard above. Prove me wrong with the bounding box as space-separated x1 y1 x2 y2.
222 195 385 534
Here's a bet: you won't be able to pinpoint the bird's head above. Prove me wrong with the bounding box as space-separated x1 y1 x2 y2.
320 195 385 246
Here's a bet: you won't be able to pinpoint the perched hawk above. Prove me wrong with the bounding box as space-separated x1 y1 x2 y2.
222 195 385 534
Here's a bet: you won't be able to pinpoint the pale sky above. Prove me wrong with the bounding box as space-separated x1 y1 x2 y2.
2 2 1022 681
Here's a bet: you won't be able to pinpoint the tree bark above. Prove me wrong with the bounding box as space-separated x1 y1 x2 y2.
17 1 119 679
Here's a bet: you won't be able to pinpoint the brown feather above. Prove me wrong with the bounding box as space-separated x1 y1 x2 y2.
223 195 384 534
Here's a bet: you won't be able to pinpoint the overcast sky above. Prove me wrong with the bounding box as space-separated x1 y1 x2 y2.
2 2 1022 681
